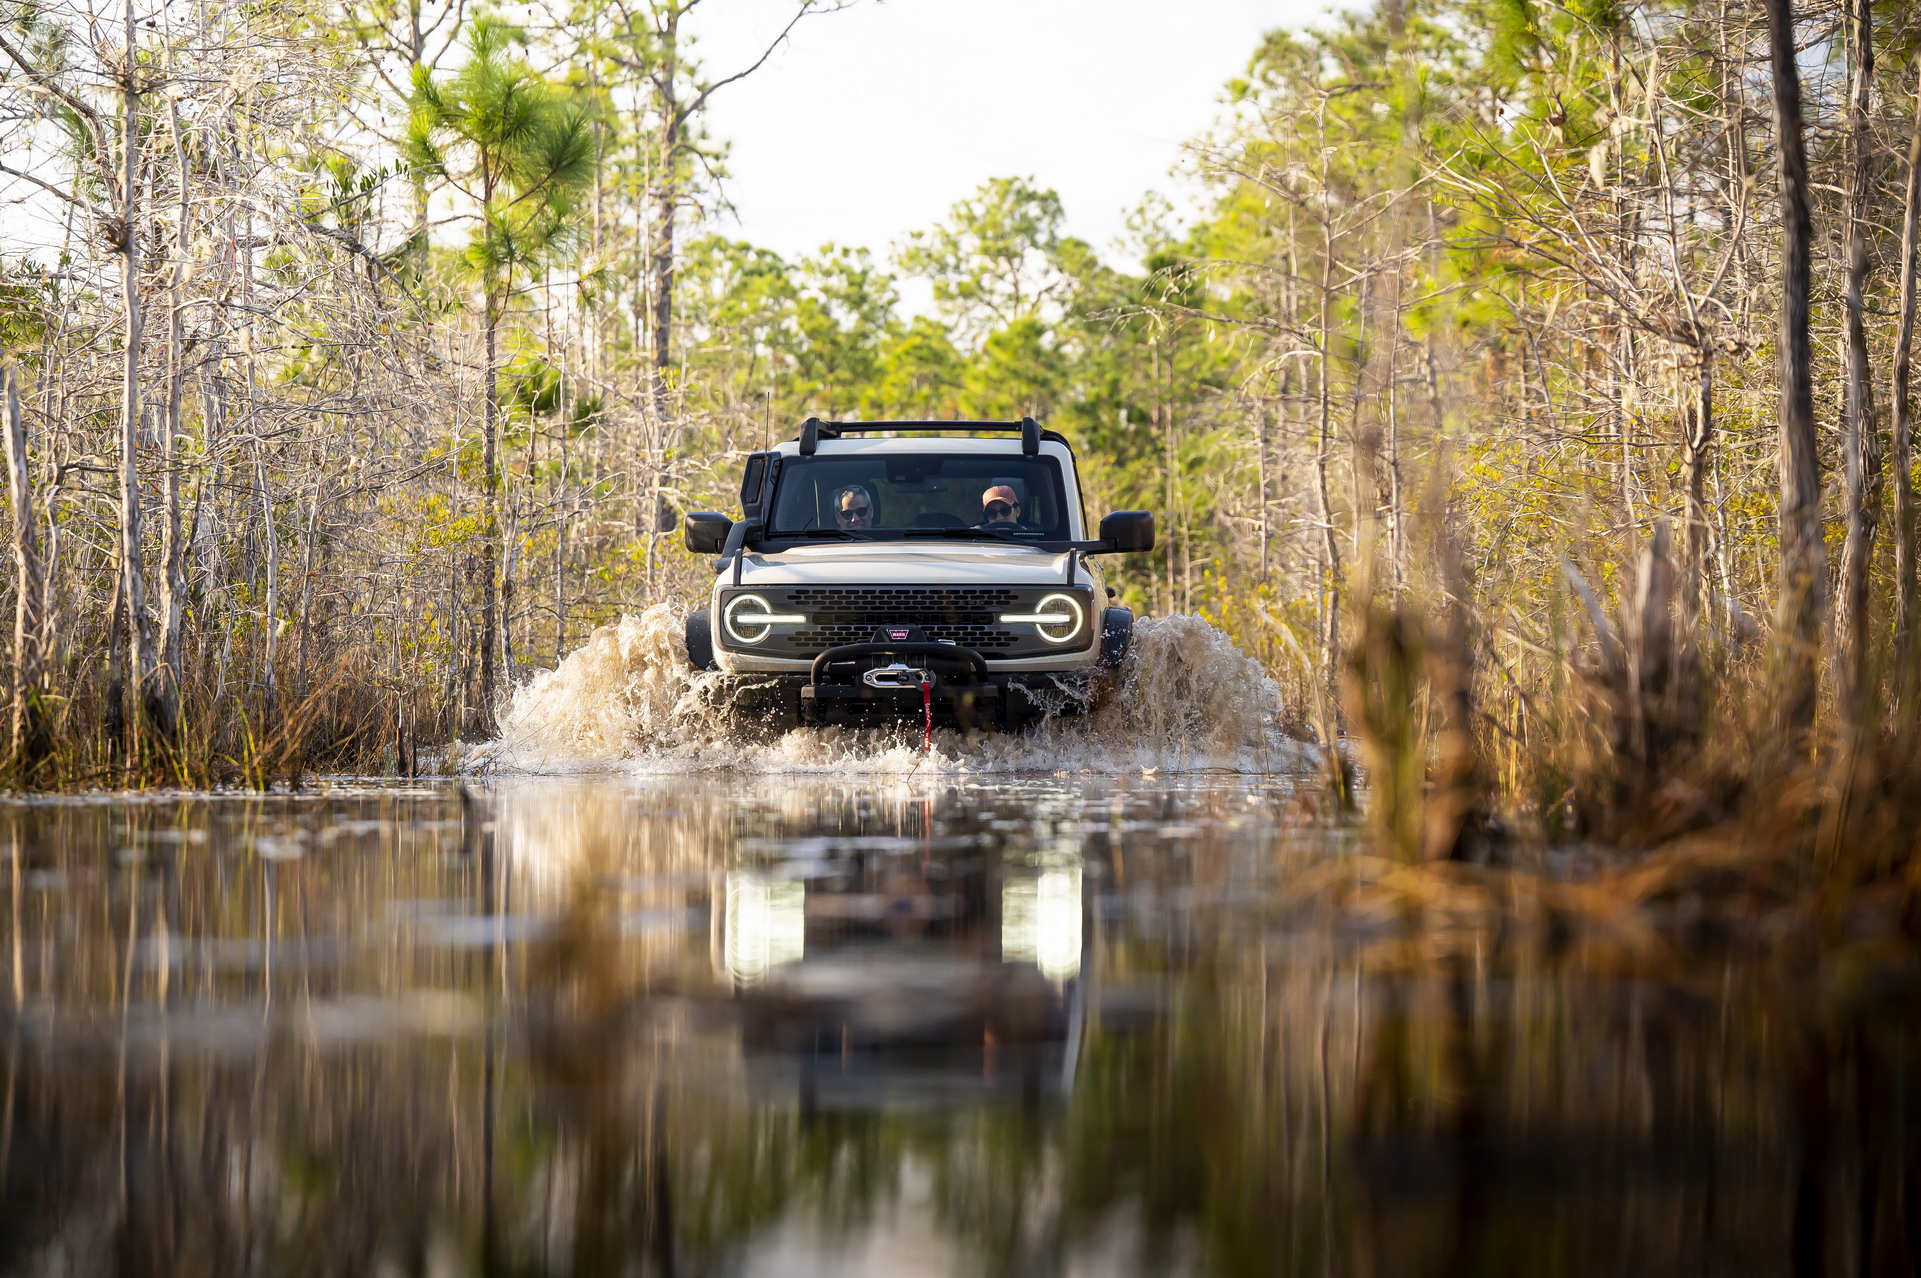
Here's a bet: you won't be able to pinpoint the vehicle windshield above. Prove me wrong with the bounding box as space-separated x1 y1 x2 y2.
766 453 1072 540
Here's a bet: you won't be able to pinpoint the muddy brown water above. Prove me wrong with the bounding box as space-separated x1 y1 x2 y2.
1 773 1917 1276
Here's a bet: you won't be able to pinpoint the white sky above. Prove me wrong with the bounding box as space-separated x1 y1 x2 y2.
689 0 1333 269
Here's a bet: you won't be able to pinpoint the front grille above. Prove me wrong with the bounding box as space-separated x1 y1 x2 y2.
786 586 1022 651
722 585 1091 658
786 586 1022 610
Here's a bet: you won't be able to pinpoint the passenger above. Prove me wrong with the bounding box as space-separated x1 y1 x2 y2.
978 484 1028 529
833 483 876 530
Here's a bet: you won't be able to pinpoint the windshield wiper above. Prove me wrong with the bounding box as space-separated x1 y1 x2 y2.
901 527 1036 546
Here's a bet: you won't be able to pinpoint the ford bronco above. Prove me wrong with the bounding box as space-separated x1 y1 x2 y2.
682 418 1154 732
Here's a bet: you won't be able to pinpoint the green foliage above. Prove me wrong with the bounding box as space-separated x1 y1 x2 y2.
406 15 594 303
866 318 968 419
504 354 564 416
896 176 1079 340
0 261 53 349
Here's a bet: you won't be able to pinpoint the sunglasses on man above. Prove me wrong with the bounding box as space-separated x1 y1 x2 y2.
839 503 872 519
985 500 1019 518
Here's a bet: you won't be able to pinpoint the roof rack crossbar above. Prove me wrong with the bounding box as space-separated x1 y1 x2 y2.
793 418 1052 455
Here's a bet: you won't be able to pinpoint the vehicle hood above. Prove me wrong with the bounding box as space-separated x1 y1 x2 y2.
733 541 1084 587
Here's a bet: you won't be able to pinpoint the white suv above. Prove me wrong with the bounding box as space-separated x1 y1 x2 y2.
683 418 1154 732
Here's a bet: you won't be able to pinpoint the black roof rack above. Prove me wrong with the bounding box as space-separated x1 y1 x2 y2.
795 417 1057 456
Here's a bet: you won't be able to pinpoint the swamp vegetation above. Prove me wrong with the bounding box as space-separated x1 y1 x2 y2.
0 0 1919 919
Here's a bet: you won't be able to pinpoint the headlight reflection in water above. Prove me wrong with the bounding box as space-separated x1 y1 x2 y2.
724 872 805 986
1001 868 1083 981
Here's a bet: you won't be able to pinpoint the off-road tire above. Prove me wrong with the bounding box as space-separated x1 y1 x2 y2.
1099 607 1133 668
725 676 802 741
686 610 718 671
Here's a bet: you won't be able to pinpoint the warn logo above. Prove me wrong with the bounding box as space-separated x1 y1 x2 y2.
885 627 913 641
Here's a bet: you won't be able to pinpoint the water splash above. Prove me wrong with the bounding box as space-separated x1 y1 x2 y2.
484 603 1306 775
486 604 722 770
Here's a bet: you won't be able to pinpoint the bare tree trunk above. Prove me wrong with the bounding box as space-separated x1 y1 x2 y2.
1765 0 1827 737
156 97 191 725
158 312 186 704
1681 350 1714 627
501 505 517 679
556 401 571 658
1836 0 1880 714
1423 512 1481 863
116 0 164 749
256 446 278 725
651 147 677 416
1146 352 1169 610
106 556 128 758
4 369 50 776
1618 327 1639 531
1385 296 1406 595
477 284 501 734
1162 340 1178 608
195 367 227 679
649 18 681 420
1702 2 1746 636
446 392 463 736
295 458 325 701
1315 199 1343 704
1256 399 1270 580
1891 60 1921 682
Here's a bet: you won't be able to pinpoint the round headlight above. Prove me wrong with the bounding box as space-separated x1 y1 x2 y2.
722 593 805 645
1028 592 1084 644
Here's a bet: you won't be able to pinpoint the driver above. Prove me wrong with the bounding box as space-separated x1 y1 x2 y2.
833 483 875 530
978 484 1027 530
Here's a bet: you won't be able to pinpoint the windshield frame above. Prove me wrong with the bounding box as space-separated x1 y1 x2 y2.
761 450 1075 543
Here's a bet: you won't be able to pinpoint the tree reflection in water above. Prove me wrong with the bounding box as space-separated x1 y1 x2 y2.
0 778 1916 1276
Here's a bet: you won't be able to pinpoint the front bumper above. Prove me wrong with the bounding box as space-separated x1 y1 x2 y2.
804 673 1090 729
723 639 1097 732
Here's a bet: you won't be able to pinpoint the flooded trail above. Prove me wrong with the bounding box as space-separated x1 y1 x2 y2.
2 774 1916 1277
485 605 1306 774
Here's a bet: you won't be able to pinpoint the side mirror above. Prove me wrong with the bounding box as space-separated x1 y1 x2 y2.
685 511 733 555
1098 510 1155 553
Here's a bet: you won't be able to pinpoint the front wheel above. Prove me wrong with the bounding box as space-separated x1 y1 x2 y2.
723 676 802 740
1099 607 1133 668
685 610 718 671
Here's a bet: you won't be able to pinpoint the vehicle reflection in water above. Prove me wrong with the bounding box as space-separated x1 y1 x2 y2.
1 776 1918 1276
